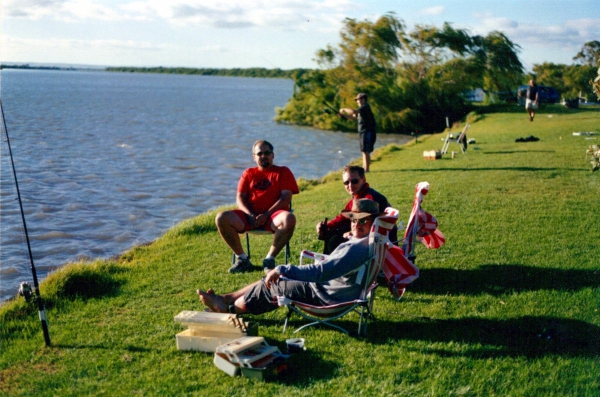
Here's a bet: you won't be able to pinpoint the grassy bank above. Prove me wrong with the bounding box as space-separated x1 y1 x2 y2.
2 104 599 396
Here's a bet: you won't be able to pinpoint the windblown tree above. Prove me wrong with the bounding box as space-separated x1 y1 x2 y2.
275 13 524 134
573 41 600 66
533 41 600 100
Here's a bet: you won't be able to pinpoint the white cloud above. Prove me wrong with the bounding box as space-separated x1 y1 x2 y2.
4 0 145 21
421 6 444 16
472 14 600 50
3 36 166 52
158 0 351 31
4 0 352 31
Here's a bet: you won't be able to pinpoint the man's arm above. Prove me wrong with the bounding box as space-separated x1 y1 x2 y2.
338 108 358 120
275 238 369 283
254 189 293 227
236 191 257 228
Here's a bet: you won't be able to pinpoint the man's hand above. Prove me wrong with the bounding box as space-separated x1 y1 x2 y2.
254 213 269 227
246 213 257 228
316 218 328 240
265 268 280 289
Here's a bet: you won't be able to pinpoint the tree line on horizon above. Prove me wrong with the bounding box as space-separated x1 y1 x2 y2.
105 66 310 79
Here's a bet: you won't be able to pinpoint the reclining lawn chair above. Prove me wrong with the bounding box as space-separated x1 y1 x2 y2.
278 207 399 336
441 123 470 155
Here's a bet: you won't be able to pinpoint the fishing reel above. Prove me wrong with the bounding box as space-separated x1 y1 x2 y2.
18 282 33 302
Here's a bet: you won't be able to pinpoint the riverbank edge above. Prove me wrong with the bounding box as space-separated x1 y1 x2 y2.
0 135 423 308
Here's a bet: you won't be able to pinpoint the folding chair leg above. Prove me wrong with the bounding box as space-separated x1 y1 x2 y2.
231 232 253 265
233 233 290 264
246 233 251 260
358 306 366 336
283 308 292 333
284 242 290 264
294 320 349 334
441 139 450 155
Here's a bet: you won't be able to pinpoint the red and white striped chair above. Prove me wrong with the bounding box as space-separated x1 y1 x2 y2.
278 207 399 336
402 182 446 263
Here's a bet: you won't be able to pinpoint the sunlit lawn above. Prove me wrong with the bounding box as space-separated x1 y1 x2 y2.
1 104 599 396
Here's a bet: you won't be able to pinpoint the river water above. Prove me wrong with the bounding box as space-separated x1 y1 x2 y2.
0 69 410 302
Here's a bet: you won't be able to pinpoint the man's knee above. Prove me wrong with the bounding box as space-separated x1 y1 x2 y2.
277 211 296 231
215 211 228 229
216 210 241 232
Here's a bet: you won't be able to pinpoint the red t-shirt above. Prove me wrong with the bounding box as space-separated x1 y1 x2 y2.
237 165 299 214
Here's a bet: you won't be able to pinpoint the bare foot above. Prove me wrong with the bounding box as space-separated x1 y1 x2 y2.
207 288 215 295
196 289 228 313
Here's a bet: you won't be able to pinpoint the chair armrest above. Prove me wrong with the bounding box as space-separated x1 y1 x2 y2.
299 250 329 266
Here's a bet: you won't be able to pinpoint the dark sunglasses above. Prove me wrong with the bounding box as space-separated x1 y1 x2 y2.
343 178 361 185
351 218 371 225
254 150 273 157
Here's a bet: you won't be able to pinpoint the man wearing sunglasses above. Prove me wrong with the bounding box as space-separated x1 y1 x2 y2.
216 140 299 274
198 199 383 315
316 165 396 254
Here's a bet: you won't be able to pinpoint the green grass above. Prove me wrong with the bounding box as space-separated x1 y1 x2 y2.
2 104 599 396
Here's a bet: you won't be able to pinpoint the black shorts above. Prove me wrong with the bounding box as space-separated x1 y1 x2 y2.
359 131 376 153
243 278 321 315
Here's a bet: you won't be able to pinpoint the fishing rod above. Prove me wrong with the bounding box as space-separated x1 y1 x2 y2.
291 75 340 115
261 57 340 115
1 99 51 346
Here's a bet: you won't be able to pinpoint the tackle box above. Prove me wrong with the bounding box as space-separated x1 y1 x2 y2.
213 336 287 381
174 311 256 353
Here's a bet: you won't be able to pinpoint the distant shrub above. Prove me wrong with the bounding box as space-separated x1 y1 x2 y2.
466 111 484 124
166 210 221 237
297 177 321 192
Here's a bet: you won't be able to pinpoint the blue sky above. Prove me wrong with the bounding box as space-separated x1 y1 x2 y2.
2 0 599 72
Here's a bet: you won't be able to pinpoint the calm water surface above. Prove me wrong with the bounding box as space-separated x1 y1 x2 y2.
0 69 410 301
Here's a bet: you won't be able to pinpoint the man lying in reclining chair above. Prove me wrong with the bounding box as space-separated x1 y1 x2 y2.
197 199 383 315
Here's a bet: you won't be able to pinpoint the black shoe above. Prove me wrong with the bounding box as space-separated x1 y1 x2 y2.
262 258 276 274
229 257 253 273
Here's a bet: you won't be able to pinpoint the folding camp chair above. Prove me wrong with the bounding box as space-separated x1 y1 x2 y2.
441 123 470 155
278 207 399 336
231 201 292 265
231 230 290 265
383 244 419 300
402 182 446 264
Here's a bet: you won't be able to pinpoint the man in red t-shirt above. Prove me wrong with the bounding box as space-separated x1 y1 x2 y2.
216 140 299 274
316 165 396 254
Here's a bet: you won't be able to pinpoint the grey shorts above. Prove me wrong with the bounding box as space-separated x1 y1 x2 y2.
360 131 376 153
243 278 320 315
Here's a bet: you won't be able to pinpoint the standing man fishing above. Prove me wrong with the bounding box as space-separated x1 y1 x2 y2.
339 93 376 172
